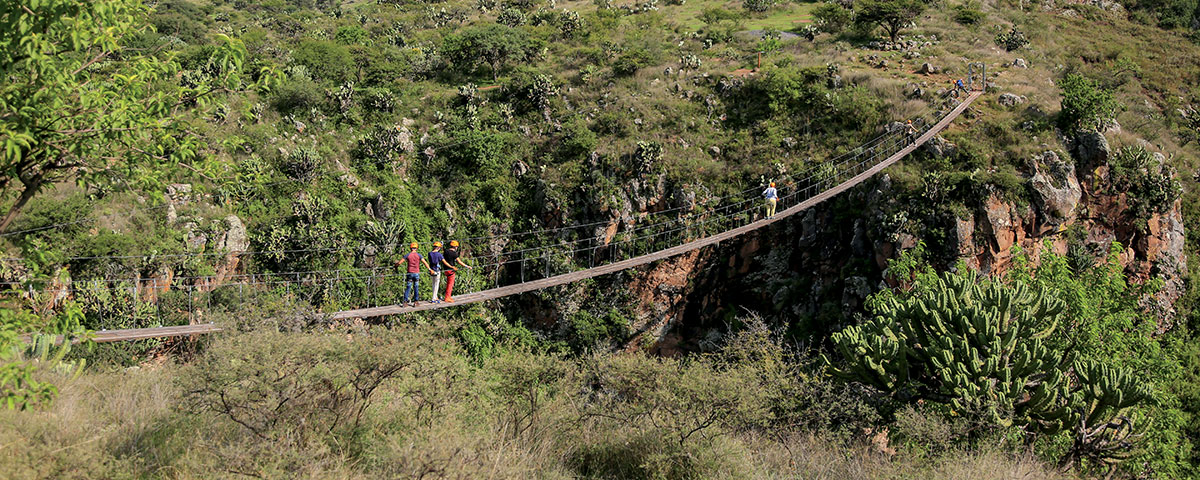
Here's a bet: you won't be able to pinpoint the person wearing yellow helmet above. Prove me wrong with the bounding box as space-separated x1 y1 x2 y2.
396 241 435 307
762 181 778 219
440 240 472 303
427 241 445 303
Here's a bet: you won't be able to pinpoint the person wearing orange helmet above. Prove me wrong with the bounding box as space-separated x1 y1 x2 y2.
440 240 472 303
397 242 435 307
762 181 778 219
427 241 445 303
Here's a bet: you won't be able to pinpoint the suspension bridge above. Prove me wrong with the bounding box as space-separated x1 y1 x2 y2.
16 88 983 343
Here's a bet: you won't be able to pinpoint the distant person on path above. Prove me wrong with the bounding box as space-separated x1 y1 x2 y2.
955 78 966 95
441 240 472 303
428 241 445 304
398 242 434 307
763 182 778 219
905 119 918 144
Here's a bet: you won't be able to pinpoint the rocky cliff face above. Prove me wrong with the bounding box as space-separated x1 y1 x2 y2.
612 131 1188 354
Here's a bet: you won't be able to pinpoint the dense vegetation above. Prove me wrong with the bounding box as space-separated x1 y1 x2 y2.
5 0 1200 477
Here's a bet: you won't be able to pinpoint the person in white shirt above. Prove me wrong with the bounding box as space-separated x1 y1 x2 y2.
763 182 778 219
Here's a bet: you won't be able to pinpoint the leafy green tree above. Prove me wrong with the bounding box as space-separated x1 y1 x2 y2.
854 0 926 43
812 2 854 34
442 24 544 81
1057 73 1121 133
292 39 355 83
0 0 250 233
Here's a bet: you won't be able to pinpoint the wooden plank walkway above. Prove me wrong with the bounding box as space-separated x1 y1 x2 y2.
332 92 982 320
90 324 222 343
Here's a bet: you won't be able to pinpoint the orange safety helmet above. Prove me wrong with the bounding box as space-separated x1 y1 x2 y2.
433 241 442 248
769 182 775 187
450 240 459 247
409 242 419 249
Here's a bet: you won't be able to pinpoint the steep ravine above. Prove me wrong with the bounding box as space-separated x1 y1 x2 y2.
612 131 1188 355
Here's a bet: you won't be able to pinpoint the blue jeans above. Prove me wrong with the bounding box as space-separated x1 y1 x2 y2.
403 273 420 303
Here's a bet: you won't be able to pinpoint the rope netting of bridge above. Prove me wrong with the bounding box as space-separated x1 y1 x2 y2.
4 91 982 339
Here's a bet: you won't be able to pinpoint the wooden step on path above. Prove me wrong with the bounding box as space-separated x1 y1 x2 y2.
332 92 982 320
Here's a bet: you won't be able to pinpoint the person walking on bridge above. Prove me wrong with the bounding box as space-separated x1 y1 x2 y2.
763 182 778 219
441 240 472 303
905 119 918 144
399 242 435 307
428 241 445 304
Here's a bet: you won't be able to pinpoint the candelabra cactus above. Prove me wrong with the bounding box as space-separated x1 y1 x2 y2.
828 272 1071 431
827 270 1153 467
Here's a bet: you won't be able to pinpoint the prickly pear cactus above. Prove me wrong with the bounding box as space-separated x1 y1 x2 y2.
826 271 1072 431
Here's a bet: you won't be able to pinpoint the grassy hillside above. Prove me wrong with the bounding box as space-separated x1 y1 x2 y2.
5 0 1200 477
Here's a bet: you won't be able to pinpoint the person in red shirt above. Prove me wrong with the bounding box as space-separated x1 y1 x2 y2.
396 242 435 307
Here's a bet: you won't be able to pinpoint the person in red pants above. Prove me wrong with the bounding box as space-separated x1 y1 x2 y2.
440 240 472 302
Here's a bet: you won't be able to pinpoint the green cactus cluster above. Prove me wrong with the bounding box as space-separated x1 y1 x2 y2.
827 271 1149 444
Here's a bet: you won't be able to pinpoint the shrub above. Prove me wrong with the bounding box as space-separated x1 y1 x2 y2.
557 116 597 160
497 7 527 26
270 77 324 113
442 24 544 80
953 1 985 25
292 39 355 83
280 146 322 181
994 27 1029 51
1109 145 1182 221
440 128 514 176
334 25 370 46
569 308 629 352
813 2 854 34
612 48 652 76
743 0 775 13
504 69 559 113
182 330 427 445
1057 73 1120 133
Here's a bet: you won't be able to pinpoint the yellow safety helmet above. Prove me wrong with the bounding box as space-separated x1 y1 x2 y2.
433 241 442 248
409 242 419 249
450 240 459 247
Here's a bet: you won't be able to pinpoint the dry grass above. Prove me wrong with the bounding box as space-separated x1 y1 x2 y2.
0 325 1077 480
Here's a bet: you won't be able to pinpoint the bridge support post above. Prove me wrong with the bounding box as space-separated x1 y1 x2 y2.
967 62 987 93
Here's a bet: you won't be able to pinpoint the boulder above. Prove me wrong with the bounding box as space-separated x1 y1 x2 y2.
918 62 939 74
827 74 843 89
998 93 1026 107
983 195 1017 253
1029 151 1082 226
923 135 957 160
220 215 249 253
1012 58 1029 68
166 184 193 206
1073 131 1110 169
708 146 721 156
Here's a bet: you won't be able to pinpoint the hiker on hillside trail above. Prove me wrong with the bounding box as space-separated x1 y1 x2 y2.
441 240 472 303
763 182 778 219
398 242 435 307
905 119 918 144
955 78 966 95
428 241 445 304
